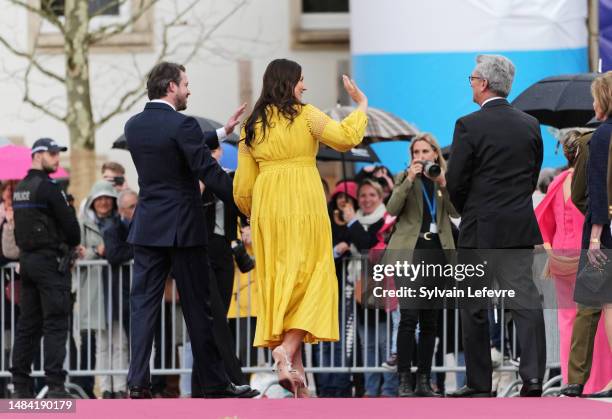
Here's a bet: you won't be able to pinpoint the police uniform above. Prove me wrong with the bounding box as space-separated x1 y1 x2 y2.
9 138 80 397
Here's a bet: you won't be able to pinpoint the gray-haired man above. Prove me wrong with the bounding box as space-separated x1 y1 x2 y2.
446 55 546 397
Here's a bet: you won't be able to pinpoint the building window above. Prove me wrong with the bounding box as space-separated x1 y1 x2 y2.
301 0 349 31
45 0 120 16
31 0 154 52
294 0 349 47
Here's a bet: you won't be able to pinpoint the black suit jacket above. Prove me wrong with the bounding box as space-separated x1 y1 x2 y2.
125 102 233 247
447 99 543 248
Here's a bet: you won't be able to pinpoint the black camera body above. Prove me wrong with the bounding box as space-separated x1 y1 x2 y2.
420 160 441 178
231 240 255 273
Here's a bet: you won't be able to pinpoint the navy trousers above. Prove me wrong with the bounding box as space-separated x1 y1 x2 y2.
127 245 228 390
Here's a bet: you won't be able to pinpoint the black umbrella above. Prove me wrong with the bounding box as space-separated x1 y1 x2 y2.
512 73 597 129
112 116 239 150
316 145 379 163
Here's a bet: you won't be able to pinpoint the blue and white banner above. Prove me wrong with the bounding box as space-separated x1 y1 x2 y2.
351 0 589 168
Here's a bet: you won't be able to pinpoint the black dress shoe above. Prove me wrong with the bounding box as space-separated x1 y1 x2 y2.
559 384 583 397
129 386 153 399
446 385 492 398
11 384 33 399
102 391 114 399
587 389 612 398
47 385 74 399
203 383 257 399
520 379 542 397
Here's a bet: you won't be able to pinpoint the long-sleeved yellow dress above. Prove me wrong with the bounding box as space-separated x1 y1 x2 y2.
233 104 367 348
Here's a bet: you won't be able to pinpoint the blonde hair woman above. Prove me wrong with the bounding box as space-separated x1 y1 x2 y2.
566 71 612 397
385 133 458 397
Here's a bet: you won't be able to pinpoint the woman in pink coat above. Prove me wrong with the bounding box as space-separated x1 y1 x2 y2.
535 132 612 394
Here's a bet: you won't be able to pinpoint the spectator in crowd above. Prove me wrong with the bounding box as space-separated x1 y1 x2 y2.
536 130 612 396
75 180 119 398
561 71 612 398
313 180 359 398
385 133 458 397
102 162 129 193
10 138 80 398
339 178 398 397
1 181 19 262
1 181 20 398
532 168 556 208
355 166 395 203
447 54 546 397
101 189 139 398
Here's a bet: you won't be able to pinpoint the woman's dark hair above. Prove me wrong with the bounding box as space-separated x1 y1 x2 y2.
243 59 303 147
146 62 185 100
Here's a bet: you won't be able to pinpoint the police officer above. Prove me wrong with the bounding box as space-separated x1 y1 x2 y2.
9 138 80 398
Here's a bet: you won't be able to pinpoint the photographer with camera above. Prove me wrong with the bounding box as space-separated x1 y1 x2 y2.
102 162 129 193
10 138 80 398
385 133 458 397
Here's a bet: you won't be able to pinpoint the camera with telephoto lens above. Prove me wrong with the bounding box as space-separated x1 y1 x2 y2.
420 160 441 178
231 240 255 273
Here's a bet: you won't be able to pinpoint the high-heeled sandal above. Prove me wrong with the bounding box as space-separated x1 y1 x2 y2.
272 346 299 397
292 372 311 398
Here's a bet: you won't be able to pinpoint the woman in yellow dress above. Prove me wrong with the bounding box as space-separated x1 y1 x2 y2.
233 58 368 396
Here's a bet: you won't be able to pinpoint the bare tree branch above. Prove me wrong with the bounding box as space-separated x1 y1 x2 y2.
9 0 65 33
87 0 159 45
0 34 65 83
23 58 66 122
93 0 206 127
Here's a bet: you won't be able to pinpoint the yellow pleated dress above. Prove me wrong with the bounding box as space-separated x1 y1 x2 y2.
233 104 367 348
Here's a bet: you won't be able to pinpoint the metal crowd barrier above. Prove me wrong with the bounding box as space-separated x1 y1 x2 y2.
0 256 562 397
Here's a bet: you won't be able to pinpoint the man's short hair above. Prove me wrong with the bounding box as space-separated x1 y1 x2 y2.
101 161 125 175
117 189 138 208
146 62 185 100
474 54 515 98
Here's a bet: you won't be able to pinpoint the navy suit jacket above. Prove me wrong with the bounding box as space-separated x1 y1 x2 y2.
586 118 612 226
125 102 233 247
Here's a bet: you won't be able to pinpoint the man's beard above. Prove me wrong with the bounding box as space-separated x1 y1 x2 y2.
176 95 188 111
42 162 57 174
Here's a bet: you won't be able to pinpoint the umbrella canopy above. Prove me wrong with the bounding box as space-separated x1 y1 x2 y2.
324 106 418 143
512 73 597 129
219 142 237 171
0 145 69 180
316 145 379 163
113 116 239 149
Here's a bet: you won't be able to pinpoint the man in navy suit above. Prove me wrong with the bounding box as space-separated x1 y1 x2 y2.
124 61 253 398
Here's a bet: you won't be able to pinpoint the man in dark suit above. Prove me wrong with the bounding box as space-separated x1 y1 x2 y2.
446 55 546 397
124 61 252 398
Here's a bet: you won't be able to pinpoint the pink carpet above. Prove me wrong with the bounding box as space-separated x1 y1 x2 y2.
26 398 612 419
